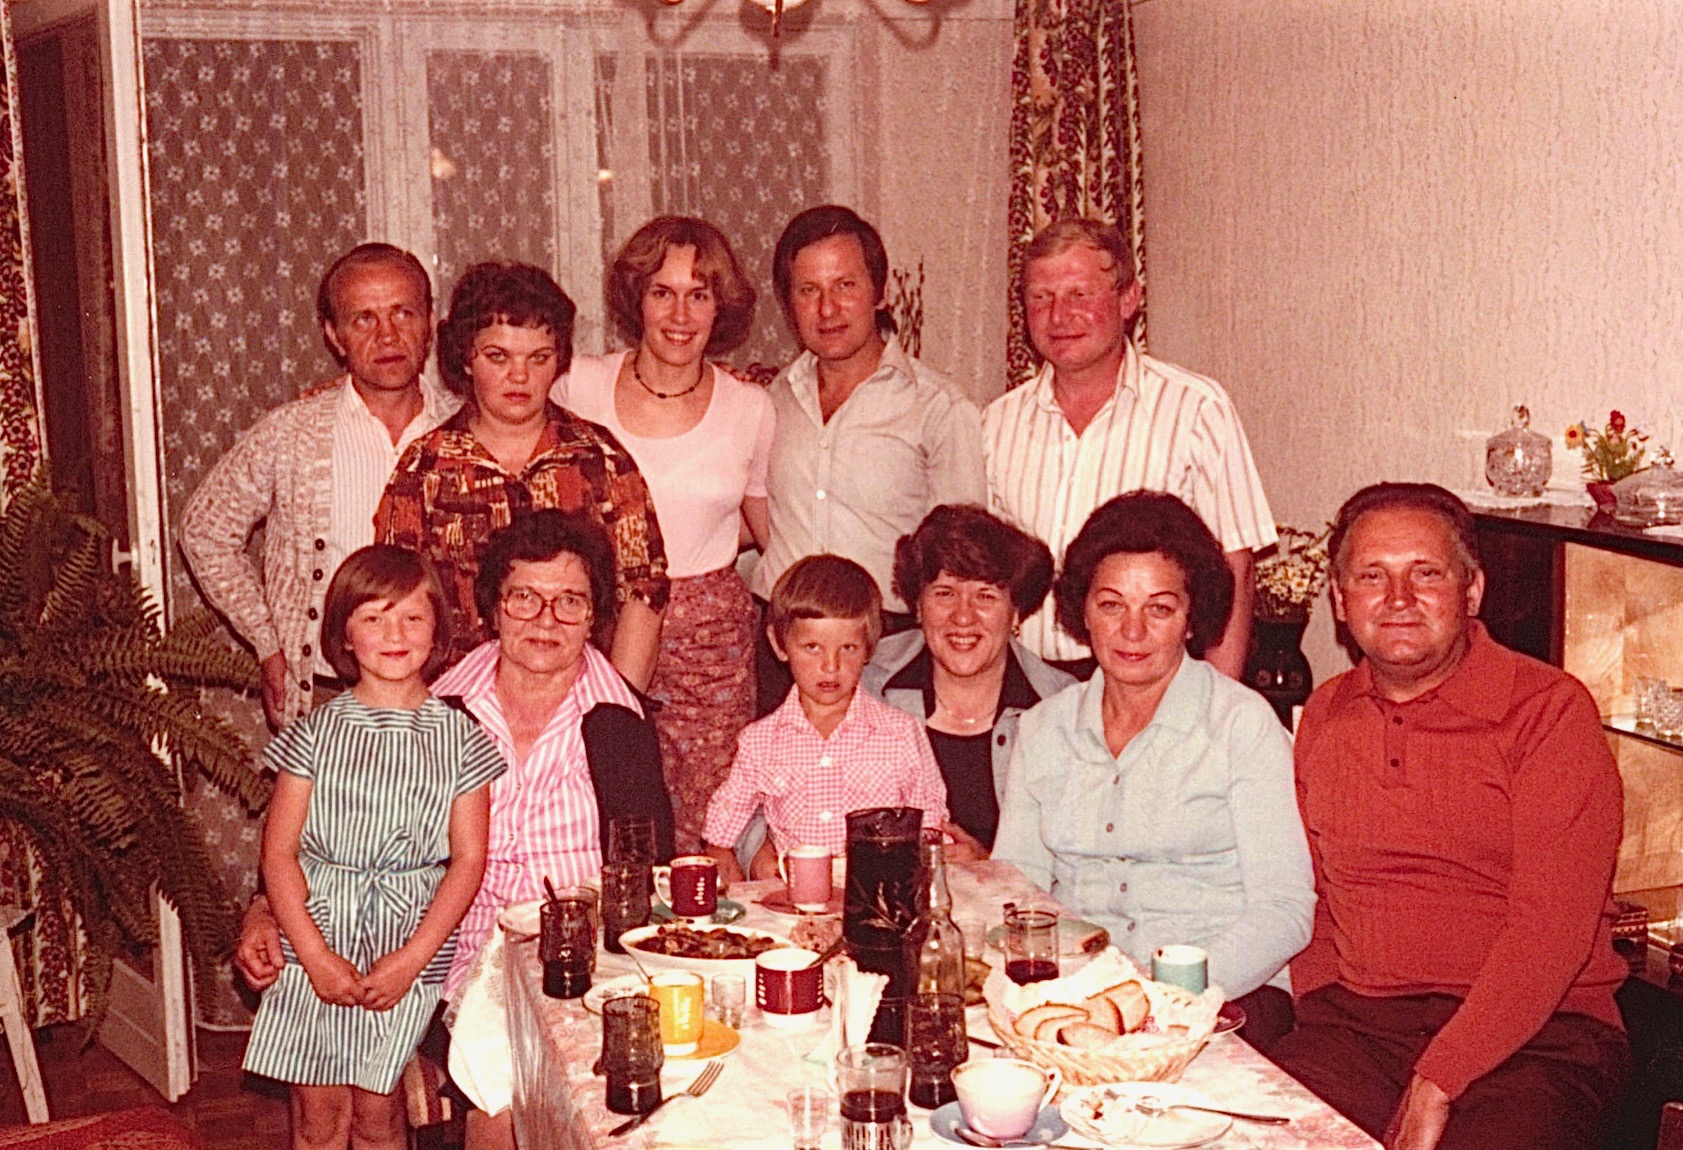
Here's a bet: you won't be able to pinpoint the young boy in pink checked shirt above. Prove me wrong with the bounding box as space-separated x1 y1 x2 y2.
702 555 948 881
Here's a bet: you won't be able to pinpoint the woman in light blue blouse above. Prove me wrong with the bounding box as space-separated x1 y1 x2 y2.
992 492 1313 1049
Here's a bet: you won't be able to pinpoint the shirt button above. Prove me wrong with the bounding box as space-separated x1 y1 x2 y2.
307 607 319 620
1392 716 1403 726
997 734 1007 746
299 680 310 691
819 811 834 822
1126 922 1136 932
1112 775 1120 786
819 756 832 767
816 490 828 501
1389 757 1401 768
1119 883 1128 893
1105 822 1114 833
301 644 312 657
314 538 326 551
312 568 324 581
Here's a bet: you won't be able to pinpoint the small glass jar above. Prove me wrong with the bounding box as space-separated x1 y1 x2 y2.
1485 404 1552 497
1611 453 1683 527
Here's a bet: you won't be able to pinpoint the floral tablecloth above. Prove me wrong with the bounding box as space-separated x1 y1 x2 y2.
501 861 1378 1149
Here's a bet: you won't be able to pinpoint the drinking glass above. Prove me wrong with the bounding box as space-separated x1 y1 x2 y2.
1635 677 1663 731
1657 687 1683 740
609 815 659 865
904 993 966 1109
601 995 664 1114
1003 908 1059 985
787 1086 831 1150
540 896 595 998
843 808 924 1043
601 861 652 955
711 972 746 1029
954 913 986 963
836 1043 912 1150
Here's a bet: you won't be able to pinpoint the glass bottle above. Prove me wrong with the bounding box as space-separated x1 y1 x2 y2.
907 839 965 998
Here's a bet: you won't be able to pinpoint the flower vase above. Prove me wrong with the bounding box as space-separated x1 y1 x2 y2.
1586 481 1617 513
1245 615 1313 729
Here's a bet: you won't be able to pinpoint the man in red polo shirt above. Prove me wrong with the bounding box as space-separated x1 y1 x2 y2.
1274 483 1629 1150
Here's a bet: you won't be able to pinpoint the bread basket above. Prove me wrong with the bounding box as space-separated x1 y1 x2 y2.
984 950 1219 1089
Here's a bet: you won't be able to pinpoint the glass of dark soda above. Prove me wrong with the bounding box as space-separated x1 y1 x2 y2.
836 1042 912 1150
1003 908 1059 985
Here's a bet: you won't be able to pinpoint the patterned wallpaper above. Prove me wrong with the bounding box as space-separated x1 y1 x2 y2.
144 35 368 1024
1132 0 1683 677
639 52 828 370
427 50 558 304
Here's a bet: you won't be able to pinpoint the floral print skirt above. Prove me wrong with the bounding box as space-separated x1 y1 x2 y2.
648 566 757 853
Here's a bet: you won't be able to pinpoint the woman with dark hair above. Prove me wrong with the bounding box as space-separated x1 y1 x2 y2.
862 505 1074 857
374 261 669 686
992 491 1313 1048
556 217 774 852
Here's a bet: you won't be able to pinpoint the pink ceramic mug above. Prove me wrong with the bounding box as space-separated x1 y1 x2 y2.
778 845 834 911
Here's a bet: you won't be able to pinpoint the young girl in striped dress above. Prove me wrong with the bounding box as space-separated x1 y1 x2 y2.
243 546 504 1149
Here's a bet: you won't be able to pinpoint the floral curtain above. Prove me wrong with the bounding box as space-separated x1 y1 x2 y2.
1005 0 1146 388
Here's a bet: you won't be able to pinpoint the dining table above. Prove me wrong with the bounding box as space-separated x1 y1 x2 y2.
494 859 1380 1150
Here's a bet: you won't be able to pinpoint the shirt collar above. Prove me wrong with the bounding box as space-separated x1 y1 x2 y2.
1327 620 1514 723
338 374 453 429
1030 340 1140 416
784 336 913 403
882 639 1044 717
1075 651 1206 756
771 683 877 738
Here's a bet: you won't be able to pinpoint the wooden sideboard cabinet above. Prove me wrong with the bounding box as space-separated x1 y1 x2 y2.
1474 507 1683 1150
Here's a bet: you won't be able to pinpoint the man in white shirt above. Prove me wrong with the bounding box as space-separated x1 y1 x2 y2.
984 219 1275 679
753 205 986 711
179 243 458 728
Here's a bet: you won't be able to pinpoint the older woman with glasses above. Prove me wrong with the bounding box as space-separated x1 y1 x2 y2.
556 217 773 852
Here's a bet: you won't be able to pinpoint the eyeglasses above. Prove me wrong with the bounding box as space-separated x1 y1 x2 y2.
500 588 592 624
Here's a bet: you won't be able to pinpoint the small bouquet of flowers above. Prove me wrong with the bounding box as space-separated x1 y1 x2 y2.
1565 410 1648 483
1254 525 1331 622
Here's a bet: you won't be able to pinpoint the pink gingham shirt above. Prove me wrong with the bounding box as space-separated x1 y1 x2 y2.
702 688 949 856
437 639 641 994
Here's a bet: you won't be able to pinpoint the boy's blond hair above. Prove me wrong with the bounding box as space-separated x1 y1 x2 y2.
767 554 883 651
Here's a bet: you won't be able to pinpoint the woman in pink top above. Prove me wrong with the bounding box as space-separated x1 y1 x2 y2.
557 217 775 851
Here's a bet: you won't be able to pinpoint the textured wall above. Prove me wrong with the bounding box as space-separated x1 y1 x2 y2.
1132 0 1683 677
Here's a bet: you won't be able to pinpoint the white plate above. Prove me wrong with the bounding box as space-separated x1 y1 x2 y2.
618 923 793 980
1060 1082 1232 1148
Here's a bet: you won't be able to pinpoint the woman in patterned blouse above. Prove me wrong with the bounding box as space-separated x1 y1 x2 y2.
374 263 670 687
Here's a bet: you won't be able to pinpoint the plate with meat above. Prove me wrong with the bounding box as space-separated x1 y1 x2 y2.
618 923 793 979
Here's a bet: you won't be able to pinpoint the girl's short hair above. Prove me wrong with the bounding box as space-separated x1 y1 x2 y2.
892 504 1055 620
474 510 620 652
767 554 883 651
436 262 577 398
605 217 757 356
321 545 452 684
1052 492 1234 659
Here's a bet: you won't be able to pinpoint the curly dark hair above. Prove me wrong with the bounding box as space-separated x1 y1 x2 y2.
436 262 577 399
1053 492 1234 659
474 510 618 651
605 217 756 356
892 504 1054 620
1328 482 1480 581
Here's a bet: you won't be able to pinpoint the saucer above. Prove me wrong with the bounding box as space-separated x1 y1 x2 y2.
669 1018 740 1060
1212 1000 1246 1036
756 887 844 916
650 898 747 925
929 1101 1068 1145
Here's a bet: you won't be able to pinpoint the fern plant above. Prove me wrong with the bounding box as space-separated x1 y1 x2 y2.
0 482 269 1031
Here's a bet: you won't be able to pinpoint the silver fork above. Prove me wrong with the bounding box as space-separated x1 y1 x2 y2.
1134 1095 1291 1125
609 1058 724 1136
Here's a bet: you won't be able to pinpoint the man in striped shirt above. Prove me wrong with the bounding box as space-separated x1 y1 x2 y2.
983 220 1276 678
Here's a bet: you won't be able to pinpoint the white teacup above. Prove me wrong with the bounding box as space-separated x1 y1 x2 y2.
951 1058 1061 1140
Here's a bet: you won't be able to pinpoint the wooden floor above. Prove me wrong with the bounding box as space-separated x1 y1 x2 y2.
0 1024 290 1148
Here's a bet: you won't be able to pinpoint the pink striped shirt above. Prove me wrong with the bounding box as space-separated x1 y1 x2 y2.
702 688 949 856
437 640 642 994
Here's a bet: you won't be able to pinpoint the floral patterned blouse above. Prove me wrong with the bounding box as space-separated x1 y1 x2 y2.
374 402 670 668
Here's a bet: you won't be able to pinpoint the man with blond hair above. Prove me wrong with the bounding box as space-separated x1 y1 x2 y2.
983 219 1274 678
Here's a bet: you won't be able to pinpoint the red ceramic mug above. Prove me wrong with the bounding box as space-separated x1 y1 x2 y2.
755 947 823 1030
654 855 719 919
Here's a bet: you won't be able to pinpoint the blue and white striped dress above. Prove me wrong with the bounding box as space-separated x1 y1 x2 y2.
243 693 505 1093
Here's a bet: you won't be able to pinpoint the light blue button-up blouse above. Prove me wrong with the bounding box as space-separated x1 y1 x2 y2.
992 655 1314 998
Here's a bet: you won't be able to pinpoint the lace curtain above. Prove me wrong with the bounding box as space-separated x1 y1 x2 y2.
1005 0 1146 387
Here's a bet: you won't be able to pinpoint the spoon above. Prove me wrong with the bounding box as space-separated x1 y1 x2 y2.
805 934 849 969
1134 1096 1291 1125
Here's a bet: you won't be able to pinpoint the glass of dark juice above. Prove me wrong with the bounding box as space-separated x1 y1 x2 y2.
540 895 595 999
1003 908 1059 985
836 1042 912 1150
601 995 663 1114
